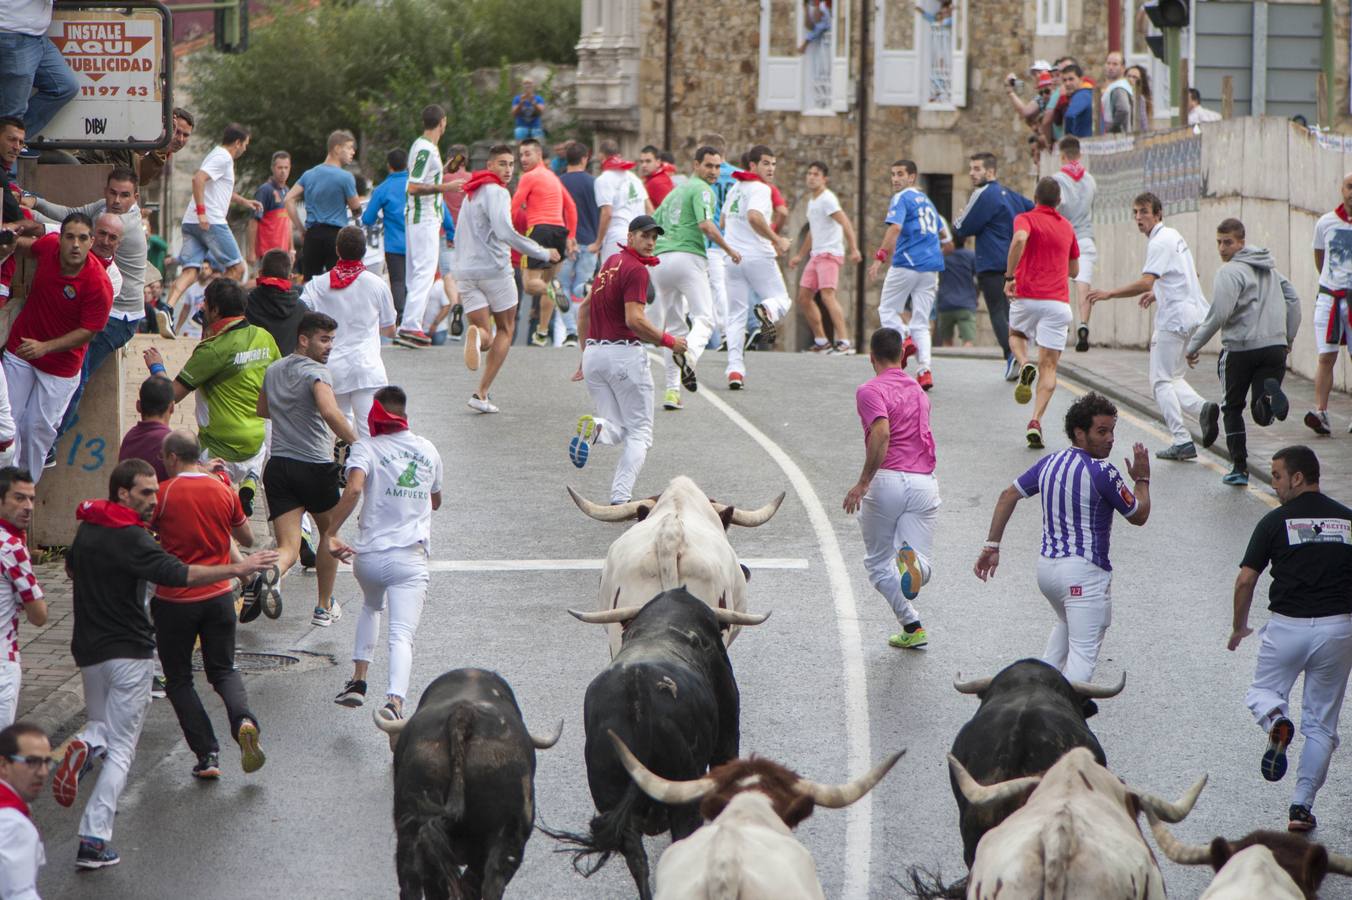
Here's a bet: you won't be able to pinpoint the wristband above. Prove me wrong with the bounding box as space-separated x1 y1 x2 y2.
1134 477 1150 484
195 204 207 215
149 362 166 376
874 248 887 262
660 332 675 349
1004 275 1015 281
983 541 1000 550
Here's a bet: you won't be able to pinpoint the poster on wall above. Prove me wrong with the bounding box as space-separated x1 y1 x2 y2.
29 2 173 149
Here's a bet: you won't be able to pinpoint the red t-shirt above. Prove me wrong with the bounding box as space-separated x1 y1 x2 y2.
5 233 114 377
151 472 247 602
587 248 651 342
1013 205 1079 302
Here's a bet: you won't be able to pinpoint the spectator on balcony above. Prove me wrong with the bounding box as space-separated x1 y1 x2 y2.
1187 88 1223 125
0 0 78 148
1101 51 1134 134
799 0 833 110
1059 64 1094 138
511 78 546 141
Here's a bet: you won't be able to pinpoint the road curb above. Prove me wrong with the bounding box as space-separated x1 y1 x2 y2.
23 671 84 742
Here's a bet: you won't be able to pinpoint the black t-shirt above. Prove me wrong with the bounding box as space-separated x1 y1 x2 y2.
1241 491 1352 617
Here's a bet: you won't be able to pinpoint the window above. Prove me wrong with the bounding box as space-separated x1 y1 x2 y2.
1037 0 1067 36
757 0 850 113
874 0 967 108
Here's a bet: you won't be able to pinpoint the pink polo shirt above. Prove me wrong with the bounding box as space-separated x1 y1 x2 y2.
856 367 936 474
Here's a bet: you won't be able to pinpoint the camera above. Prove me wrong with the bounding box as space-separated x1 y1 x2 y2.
1007 76 1024 91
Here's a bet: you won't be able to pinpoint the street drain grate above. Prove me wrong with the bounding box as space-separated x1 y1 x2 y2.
191 650 335 674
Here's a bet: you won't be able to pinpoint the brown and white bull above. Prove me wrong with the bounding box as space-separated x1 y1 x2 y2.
1145 811 1352 899
609 732 903 900
949 746 1207 900
568 476 784 654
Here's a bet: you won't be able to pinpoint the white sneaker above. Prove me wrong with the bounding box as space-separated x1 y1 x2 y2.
468 394 499 414
327 598 342 622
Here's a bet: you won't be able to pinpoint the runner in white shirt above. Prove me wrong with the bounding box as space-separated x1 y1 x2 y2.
1088 191 1210 460
329 386 442 724
397 105 446 348
788 161 862 354
1305 172 1352 435
0 470 45 728
0 722 51 900
299 226 397 439
722 145 793 389
591 140 652 261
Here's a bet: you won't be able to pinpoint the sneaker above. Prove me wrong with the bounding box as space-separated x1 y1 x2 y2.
717 338 728 352
662 389 683 411
897 543 924 600
887 627 929 650
396 327 432 346
673 352 698 392
916 369 933 391
335 679 367 708
1014 363 1037 405
311 606 333 627
529 330 550 347
467 393 499 414
1288 804 1317 833
1262 716 1295 782
376 701 402 724
192 752 221 779
1156 442 1198 461
570 415 598 468
151 675 167 699
327 598 342 622
238 564 278 624
53 739 91 807
1026 419 1044 449
463 325 482 371
1263 378 1289 422
1074 324 1090 353
238 477 257 518
728 372 744 391
75 837 120 870
44 447 56 470
1200 401 1220 449
1304 410 1331 436
236 719 265 774
1222 468 1250 486
901 337 917 368
753 303 778 345
449 303 464 337
563 332 579 348
807 341 831 354
744 324 762 351
154 307 176 339
829 341 856 356
551 279 569 313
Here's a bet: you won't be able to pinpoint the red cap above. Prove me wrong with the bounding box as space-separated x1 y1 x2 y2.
1037 71 1055 89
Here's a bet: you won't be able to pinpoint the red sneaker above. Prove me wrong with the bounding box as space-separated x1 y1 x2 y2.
917 369 933 391
53 738 90 808
1026 419 1044 449
901 337 917 368
728 372 744 390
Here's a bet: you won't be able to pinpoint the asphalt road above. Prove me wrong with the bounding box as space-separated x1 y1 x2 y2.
32 345 1352 899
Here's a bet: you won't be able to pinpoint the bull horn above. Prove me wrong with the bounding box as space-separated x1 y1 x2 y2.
607 730 715 805
1134 773 1208 823
713 493 787 528
1325 852 1352 877
1141 808 1212 866
567 487 645 522
712 608 771 627
529 719 564 750
1068 671 1127 699
795 749 906 808
952 674 992 695
568 606 646 624
373 707 409 735
947 754 1042 810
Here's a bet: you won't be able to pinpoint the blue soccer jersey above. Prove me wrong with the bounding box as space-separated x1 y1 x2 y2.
886 187 945 272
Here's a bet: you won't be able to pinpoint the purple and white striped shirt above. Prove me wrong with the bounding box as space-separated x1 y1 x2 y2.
1014 447 1138 571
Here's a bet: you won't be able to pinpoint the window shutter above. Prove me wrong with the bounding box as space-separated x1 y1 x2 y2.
949 0 968 107
874 0 921 106
758 0 804 111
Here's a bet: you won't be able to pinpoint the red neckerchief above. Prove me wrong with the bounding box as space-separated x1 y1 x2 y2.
1061 160 1086 181
75 498 145 529
367 398 409 436
462 170 506 197
1337 205 1351 224
93 253 114 270
732 171 763 183
256 276 292 291
0 518 25 545
328 258 365 290
205 315 244 338
621 244 659 267
647 163 676 182
0 780 30 819
602 157 636 171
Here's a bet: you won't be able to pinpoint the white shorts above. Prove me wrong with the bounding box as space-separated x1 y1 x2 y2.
0 659 19 728
1314 291 1351 356
460 274 518 315
1075 237 1096 285
1009 298 1073 352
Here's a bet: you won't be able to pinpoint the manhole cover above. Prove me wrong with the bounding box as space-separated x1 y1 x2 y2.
191 650 334 673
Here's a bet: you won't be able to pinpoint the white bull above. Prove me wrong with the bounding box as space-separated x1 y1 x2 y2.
950 746 1208 900
1200 846 1305 900
568 476 784 655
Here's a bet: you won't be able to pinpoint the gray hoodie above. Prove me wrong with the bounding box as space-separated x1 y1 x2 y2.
1186 245 1301 355
451 182 550 281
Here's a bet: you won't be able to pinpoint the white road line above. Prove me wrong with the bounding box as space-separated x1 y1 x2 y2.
331 557 810 574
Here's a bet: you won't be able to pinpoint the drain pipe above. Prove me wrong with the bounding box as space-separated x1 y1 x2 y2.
663 0 675 149
853 0 871 348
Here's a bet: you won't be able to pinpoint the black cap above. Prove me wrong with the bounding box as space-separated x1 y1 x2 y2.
628 214 664 235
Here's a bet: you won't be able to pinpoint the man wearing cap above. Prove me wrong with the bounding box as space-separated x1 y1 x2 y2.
568 215 687 505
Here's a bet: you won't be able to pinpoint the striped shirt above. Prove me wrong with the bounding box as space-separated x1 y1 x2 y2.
1014 447 1137 571
0 521 42 663
405 137 443 226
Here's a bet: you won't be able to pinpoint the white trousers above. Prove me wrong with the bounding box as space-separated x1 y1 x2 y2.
0 354 13 446
1150 329 1207 445
336 387 377 442
725 256 790 376
1037 555 1113 683
1246 613 1352 810
879 268 939 369
652 252 714 390
707 248 730 336
858 470 939 626
0 660 19 728
75 657 153 841
402 222 441 331
353 546 429 701
582 343 654 504
3 354 79 485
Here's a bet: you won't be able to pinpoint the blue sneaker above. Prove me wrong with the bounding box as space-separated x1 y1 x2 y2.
1262 717 1294 782
897 543 924 600
1003 355 1019 381
76 836 120 869
569 415 598 468
1222 468 1249 487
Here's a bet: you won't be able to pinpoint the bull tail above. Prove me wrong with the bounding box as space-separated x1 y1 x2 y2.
539 781 646 877
895 867 968 899
394 708 476 897
444 705 474 824
655 514 683 591
1041 813 1077 900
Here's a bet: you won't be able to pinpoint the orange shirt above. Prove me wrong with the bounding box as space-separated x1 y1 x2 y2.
513 164 578 237
152 472 246 602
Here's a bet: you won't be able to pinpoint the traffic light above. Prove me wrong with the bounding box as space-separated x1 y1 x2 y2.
1145 34 1165 62
214 0 249 54
1143 0 1189 29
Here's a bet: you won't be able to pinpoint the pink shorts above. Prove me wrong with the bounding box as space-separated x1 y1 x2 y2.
800 253 843 291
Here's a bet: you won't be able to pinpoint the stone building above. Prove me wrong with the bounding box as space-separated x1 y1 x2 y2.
574 0 1350 348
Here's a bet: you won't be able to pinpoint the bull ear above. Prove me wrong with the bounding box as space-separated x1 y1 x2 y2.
1208 837 1233 872
1304 844 1330 890
740 563 751 582
719 505 735 530
635 502 653 522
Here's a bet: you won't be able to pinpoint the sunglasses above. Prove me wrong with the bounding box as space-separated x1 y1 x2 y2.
5 753 52 768
1039 88 1052 95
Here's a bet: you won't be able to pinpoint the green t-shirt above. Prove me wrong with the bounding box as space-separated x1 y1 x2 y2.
176 318 280 460
654 179 715 258
146 234 168 278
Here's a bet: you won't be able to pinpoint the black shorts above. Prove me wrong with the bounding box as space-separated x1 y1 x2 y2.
302 224 341 279
263 457 340 520
523 224 567 269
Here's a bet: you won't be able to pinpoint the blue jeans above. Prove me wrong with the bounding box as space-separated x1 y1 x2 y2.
0 31 80 137
57 316 140 440
555 248 596 336
513 124 546 140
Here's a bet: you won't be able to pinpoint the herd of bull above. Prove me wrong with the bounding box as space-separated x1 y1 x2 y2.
371 477 1352 900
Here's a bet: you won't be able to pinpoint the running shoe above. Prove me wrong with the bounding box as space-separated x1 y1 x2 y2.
551 279 569 312
901 337 917 368
1074 324 1090 353
396 327 432 346
717 338 728 352
1222 468 1249 486
662 389 683 411
1156 442 1197 461
449 303 464 337
238 477 257 518
154 307 176 339
1003 355 1019 381
916 369 933 391
463 325 482 371
744 324 762 351
1014 363 1037 405
829 341 856 356
311 606 333 627
807 341 831 353
151 675 167 699
1263 377 1289 422
1288 804 1317 833
53 739 91 808
673 351 698 392
753 303 778 345
1200 401 1220 449
570 415 597 468
335 679 367 707
897 543 924 600
887 627 929 650
529 330 550 347
192 752 221 779
75 837 120 870
1026 419 1044 449
237 719 265 773
1304 409 1331 436
563 333 579 348
299 526 317 570
1262 716 1295 782
238 564 279 624
467 394 499 414
327 598 343 622
376 701 402 725
728 372 744 390
43 447 56 469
